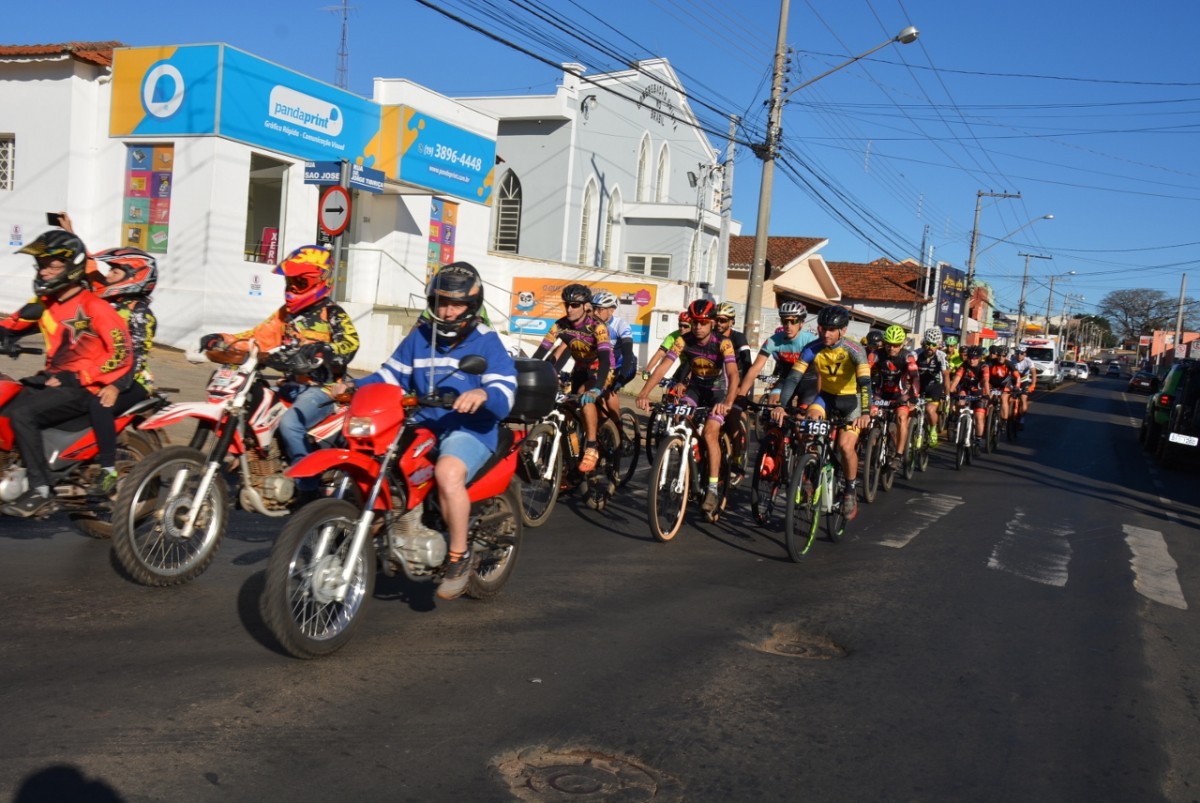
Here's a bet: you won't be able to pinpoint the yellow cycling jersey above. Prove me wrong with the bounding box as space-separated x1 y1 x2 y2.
793 337 871 396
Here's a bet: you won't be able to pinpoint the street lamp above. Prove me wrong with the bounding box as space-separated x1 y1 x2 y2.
1043 270 1076 335
961 208 1053 341
1015 247 1053 342
744 13 919 347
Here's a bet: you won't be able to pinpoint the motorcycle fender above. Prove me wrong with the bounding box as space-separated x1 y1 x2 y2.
138 400 225 431
286 449 392 509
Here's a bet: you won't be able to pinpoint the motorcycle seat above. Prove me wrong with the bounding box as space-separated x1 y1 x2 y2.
467 426 513 486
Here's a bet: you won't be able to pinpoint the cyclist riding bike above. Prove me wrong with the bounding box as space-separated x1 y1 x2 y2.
861 329 885 370
871 325 920 467
944 334 964 375
635 298 739 514
948 345 990 448
774 305 872 521
736 300 817 409
531 283 612 473
914 327 951 448
590 290 638 435
985 345 1022 428
1010 344 1035 428
643 310 691 388
713 301 751 479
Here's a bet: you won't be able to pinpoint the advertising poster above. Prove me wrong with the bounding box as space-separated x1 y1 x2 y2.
123 144 173 251
937 266 966 331
427 198 457 281
510 278 656 343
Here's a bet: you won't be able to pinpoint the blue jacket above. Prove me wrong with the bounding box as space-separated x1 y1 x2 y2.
357 320 517 450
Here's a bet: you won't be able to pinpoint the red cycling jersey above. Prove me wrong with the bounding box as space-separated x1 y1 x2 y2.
1 291 131 393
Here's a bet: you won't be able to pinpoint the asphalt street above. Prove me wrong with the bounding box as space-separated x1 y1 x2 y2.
1 350 1199 802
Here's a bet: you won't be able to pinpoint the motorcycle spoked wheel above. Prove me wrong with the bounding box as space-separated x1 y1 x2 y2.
70 431 161 539
264 498 375 659
466 485 524 600
110 445 230 586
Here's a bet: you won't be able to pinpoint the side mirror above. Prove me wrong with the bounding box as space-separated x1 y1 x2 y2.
458 354 488 375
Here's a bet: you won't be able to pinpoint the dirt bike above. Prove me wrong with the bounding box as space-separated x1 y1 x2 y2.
110 341 350 586
0 340 171 535
262 354 535 659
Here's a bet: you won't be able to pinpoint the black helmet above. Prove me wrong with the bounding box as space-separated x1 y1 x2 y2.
426 262 484 344
966 345 984 359
20 229 88 298
988 345 1004 357
561 283 591 305
864 329 884 349
687 298 716 322
817 305 851 329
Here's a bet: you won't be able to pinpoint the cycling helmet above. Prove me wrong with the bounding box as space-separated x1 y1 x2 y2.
816 305 851 329
274 245 333 314
20 229 89 298
988 345 1004 357
922 327 943 346
944 334 960 348
92 247 158 300
864 329 884 349
1015 344 1027 354
426 261 484 344
561 283 591 305
687 298 716 322
678 310 692 327
591 290 617 309
966 346 984 359
715 301 736 320
778 300 807 321
883 325 906 345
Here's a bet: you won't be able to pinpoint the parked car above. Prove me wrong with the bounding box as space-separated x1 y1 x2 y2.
1154 361 1200 468
1127 371 1159 394
1141 359 1197 451
1061 360 1088 381
1105 362 1121 377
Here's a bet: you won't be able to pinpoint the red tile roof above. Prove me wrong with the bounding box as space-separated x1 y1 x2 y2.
827 257 928 303
727 235 825 269
0 42 123 68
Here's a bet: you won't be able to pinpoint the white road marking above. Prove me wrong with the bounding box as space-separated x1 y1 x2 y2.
878 493 964 549
1123 524 1188 610
987 508 1072 587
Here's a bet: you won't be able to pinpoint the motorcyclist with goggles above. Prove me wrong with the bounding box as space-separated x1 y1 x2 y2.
198 245 359 506
0 229 132 517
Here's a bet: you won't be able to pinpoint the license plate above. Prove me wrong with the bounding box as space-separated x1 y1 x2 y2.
1168 433 1199 447
208 366 238 389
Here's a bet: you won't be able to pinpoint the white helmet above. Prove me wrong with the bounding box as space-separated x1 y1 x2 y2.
922 327 943 346
591 290 617 309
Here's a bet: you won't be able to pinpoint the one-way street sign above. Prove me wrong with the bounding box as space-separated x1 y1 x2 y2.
318 186 351 237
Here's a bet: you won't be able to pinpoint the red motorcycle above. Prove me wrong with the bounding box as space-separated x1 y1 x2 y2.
262 355 552 658
110 341 349 586
0 341 170 534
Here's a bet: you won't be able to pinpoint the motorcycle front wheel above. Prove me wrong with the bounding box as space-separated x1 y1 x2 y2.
263 499 375 659
466 485 523 600
110 445 229 586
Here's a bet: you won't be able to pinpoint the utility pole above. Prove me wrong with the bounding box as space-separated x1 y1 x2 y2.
717 116 737 304
1174 273 1187 362
1015 252 1051 344
961 190 1021 342
1044 271 1073 335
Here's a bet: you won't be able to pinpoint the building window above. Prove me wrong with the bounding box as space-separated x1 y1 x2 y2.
655 143 670 202
603 188 622 269
244 153 288 264
493 170 522 253
0 136 13 190
578 178 597 265
636 135 650 202
627 254 671 278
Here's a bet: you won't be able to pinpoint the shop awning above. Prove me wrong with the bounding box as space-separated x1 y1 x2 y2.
981 327 998 339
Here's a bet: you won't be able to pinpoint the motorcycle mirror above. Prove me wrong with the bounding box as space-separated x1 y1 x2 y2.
457 354 488 375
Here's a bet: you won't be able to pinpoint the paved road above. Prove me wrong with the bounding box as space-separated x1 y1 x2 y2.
1 356 1198 802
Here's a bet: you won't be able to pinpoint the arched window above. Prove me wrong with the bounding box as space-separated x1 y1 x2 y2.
603 188 622 269
578 178 597 265
492 170 522 253
655 143 670 202
635 135 651 202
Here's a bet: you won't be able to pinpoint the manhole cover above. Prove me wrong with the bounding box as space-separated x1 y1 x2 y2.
757 624 847 659
493 746 683 802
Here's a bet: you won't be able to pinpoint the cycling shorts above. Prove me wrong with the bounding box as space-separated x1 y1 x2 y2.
680 385 726 423
810 392 861 423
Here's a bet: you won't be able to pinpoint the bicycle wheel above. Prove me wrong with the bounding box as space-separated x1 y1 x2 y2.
783 453 820 562
751 429 784 527
648 435 689 542
826 466 848 543
902 417 919 480
861 427 881 503
917 416 931 472
954 414 968 470
881 420 897 492
516 423 561 528
616 407 641 487
984 406 998 454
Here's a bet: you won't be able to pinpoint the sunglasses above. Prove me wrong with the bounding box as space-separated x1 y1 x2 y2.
691 318 713 325
780 317 802 326
566 302 584 309
715 317 733 324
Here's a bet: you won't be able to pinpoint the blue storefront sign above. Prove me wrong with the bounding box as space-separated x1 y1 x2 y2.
937 266 967 332
399 107 496 204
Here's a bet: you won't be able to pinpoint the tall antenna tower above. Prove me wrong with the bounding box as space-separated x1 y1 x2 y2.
322 1 355 89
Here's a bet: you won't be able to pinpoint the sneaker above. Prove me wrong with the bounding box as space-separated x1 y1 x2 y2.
889 453 903 470
701 486 720 513
841 490 858 521
729 470 743 488
578 446 599 473
3 488 57 518
87 468 120 498
436 551 474 600
928 430 938 448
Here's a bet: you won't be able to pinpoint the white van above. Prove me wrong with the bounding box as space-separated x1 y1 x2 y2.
1021 337 1063 388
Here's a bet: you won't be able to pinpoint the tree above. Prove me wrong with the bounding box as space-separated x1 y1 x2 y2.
1097 288 1197 342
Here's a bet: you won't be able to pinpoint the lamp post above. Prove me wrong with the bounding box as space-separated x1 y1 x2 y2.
1043 270 1076 335
744 11 919 348
1015 250 1052 343
960 205 1054 341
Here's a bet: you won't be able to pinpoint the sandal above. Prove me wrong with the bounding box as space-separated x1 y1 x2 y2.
578 446 599 473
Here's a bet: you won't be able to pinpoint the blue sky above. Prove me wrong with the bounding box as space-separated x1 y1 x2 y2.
10 0 1200 320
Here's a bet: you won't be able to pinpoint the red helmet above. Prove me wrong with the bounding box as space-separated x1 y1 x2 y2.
678 310 692 326
91 247 158 299
274 245 333 313
687 298 716 322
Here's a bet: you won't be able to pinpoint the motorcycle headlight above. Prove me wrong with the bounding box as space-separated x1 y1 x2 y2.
346 417 375 438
